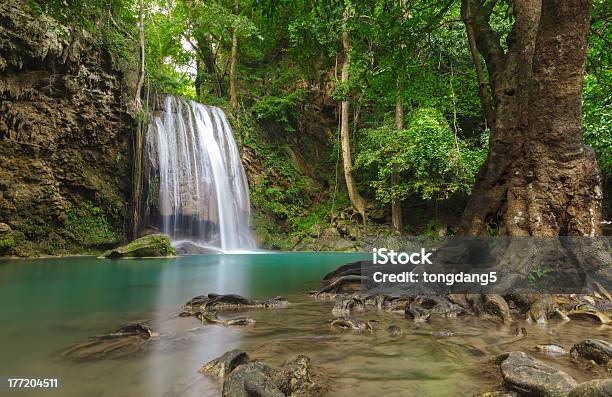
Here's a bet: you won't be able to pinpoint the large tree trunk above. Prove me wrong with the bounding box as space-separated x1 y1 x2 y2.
520 0 600 236
340 16 367 222
229 0 239 109
459 0 601 238
391 92 404 234
457 0 609 290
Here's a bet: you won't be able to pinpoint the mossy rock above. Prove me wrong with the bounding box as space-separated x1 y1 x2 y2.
100 234 176 259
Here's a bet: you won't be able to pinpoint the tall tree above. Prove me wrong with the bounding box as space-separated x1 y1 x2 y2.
459 0 602 237
457 0 611 287
341 6 367 221
130 0 146 239
229 0 239 108
392 82 404 234
461 0 495 129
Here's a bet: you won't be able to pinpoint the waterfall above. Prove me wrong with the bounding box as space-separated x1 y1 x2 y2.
144 95 256 252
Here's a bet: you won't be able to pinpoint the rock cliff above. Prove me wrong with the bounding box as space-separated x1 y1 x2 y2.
0 0 136 256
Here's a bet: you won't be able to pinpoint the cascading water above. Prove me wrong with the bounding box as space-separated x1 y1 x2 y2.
144 95 256 252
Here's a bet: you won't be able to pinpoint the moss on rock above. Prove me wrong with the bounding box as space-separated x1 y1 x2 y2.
100 234 176 259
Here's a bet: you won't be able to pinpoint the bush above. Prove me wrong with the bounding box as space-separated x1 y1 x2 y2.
65 203 120 247
251 89 306 132
355 107 486 204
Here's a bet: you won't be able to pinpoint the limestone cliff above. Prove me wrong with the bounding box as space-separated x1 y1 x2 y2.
0 0 136 256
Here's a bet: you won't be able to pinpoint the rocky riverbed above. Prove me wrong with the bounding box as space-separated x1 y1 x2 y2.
60 261 611 397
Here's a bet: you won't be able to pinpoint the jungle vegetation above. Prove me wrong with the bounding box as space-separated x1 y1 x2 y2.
29 0 611 246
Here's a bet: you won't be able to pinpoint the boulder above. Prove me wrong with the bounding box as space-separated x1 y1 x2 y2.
62 323 154 360
497 351 577 397
567 379 612 397
200 350 250 377
100 234 176 258
223 362 284 397
221 354 320 397
570 339 612 366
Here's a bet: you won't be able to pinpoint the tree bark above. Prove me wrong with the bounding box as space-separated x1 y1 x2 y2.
134 0 145 110
129 0 146 240
341 13 366 222
195 34 223 97
392 92 404 234
461 0 495 129
459 0 602 238
229 0 239 109
457 0 611 291
520 0 600 236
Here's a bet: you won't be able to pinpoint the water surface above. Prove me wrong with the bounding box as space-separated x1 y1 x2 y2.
0 253 607 396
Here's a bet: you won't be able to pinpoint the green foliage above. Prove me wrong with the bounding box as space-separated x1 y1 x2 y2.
356 108 486 204
30 0 138 65
0 236 16 254
584 1 611 178
583 74 611 176
527 265 554 287
24 0 610 249
65 203 120 246
251 89 306 131
330 81 349 102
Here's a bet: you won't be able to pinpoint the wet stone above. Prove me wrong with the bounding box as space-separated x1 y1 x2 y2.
199 350 250 377
567 378 612 397
498 351 577 397
570 339 612 366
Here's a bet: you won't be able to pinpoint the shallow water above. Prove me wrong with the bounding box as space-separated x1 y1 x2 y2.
0 253 608 397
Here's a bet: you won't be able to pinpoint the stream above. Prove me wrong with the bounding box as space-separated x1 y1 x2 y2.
0 252 608 396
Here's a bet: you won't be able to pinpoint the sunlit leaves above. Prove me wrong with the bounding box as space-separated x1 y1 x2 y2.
356 108 486 203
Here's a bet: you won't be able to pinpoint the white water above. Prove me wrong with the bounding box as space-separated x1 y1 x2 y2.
145 96 256 252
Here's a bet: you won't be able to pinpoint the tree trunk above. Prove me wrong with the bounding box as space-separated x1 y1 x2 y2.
195 59 203 97
391 92 404 234
129 0 146 240
195 34 223 97
461 0 495 129
459 0 602 238
229 0 239 109
459 0 611 290
341 17 366 222
519 0 600 236
134 0 145 111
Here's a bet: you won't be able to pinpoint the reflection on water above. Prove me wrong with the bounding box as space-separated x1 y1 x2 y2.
0 253 608 397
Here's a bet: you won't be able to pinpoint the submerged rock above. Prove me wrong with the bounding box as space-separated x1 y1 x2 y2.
404 295 465 322
311 275 368 297
570 339 612 366
200 350 250 377
329 317 374 332
477 392 520 397
387 324 403 337
199 311 256 326
526 297 570 324
100 234 176 258
566 306 612 325
535 344 568 356
223 362 284 397
181 293 288 316
497 351 577 397
62 323 155 360
567 379 612 397
211 353 323 397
